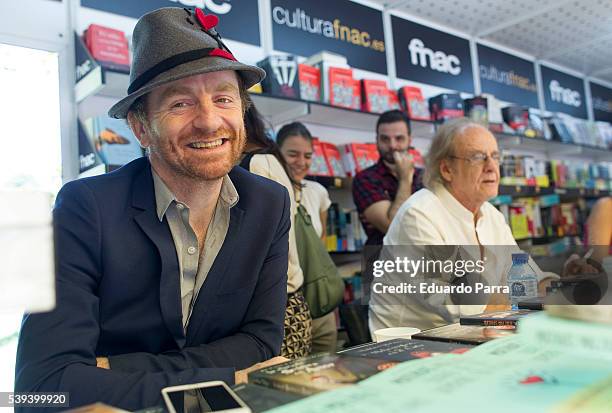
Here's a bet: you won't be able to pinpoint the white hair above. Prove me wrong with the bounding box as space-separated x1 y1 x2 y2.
423 118 485 188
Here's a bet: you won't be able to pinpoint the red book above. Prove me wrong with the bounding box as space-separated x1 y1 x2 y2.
398 86 431 121
298 64 320 102
329 67 359 109
85 24 130 67
388 90 400 111
321 142 346 177
352 78 362 110
361 79 390 113
342 143 379 176
308 138 330 176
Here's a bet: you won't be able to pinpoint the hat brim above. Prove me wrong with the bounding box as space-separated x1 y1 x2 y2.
108 56 266 119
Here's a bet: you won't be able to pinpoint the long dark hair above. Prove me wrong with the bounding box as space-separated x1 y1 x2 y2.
243 103 300 188
276 122 313 148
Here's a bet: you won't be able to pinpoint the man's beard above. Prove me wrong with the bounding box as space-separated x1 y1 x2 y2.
148 126 246 181
381 150 397 164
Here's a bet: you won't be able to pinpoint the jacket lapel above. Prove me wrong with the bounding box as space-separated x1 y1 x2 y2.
131 162 185 348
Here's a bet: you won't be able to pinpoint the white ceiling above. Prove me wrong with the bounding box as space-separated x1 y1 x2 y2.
371 0 612 84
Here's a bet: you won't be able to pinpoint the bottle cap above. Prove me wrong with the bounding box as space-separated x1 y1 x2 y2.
511 252 529 264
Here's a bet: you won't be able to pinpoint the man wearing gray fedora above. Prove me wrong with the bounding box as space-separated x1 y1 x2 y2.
16 7 289 411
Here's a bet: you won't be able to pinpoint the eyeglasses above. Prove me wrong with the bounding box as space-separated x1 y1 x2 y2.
449 152 502 165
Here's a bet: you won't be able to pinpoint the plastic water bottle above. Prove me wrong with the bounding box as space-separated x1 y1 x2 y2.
507 253 538 310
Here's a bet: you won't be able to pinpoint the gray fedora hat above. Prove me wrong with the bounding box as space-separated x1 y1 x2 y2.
108 7 265 119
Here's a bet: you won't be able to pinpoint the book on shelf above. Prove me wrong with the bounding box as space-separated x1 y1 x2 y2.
339 338 474 361
361 79 395 113
460 309 537 327
249 353 396 396
548 116 574 144
428 93 464 122
308 138 331 176
298 63 320 102
398 86 431 121
481 93 504 132
341 143 379 177
502 105 529 133
78 120 105 178
82 115 144 169
463 96 488 127
412 322 516 345
387 90 401 111
303 51 349 104
320 142 346 177
328 67 360 110
84 24 130 71
257 55 299 99
326 204 366 252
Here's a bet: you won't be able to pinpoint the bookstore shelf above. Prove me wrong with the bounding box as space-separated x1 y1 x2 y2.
77 68 612 162
497 186 611 199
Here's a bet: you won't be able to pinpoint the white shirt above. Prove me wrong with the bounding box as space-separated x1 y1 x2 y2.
369 184 549 332
299 180 332 238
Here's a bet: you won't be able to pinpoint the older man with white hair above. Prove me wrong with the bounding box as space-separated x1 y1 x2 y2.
369 118 554 332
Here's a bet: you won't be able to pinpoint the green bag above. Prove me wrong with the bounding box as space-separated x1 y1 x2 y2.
294 203 345 319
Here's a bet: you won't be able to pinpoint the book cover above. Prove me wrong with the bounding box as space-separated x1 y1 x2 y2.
460 310 537 327
428 93 464 122
303 51 349 104
329 67 357 109
549 117 574 144
308 138 330 176
502 106 529 132
85 24 129 70
231 383 304 413
339 338 473 361
388 90 400 111
249 353 396 396
398 86 430 121
341 143 379 176
298 64 320 102
361 79 391 114
463 96 488 127
91 116 144 167
412 323 516 345
257 55 299 98
352 78 362 110
321 142 346 177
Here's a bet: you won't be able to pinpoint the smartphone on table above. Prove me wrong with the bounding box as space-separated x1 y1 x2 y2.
161 381 251 413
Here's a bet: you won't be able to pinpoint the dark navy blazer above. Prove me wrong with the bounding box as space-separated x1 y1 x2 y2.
15 157 289 411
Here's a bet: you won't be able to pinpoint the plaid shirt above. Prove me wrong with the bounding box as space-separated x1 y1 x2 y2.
352 159 423 245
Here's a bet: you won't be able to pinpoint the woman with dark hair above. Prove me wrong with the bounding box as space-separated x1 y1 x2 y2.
277 121 338 353
241 104 312 359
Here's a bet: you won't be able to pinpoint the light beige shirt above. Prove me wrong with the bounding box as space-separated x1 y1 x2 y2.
152 171 238 330
249 154 303 293
369 184 550 332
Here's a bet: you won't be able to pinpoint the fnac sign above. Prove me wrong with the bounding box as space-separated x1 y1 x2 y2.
392 16 473 93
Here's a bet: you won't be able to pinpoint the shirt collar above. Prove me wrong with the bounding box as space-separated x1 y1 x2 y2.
432 184 484 224
152 170 176 221
152 170 239 222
